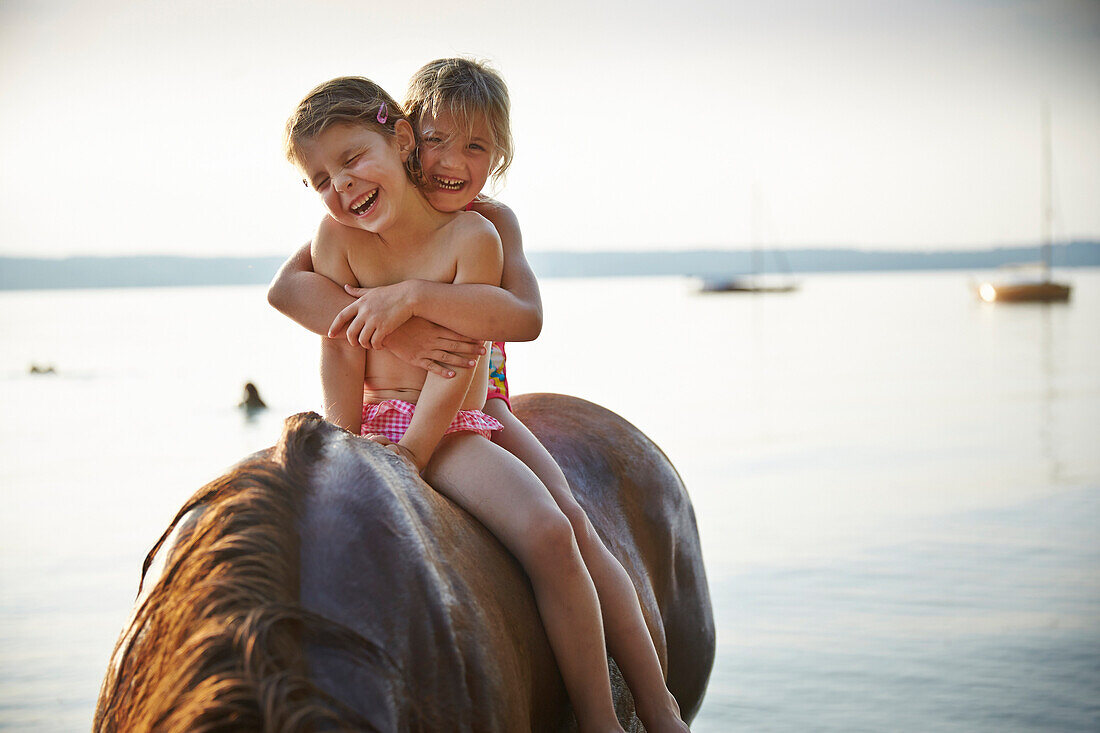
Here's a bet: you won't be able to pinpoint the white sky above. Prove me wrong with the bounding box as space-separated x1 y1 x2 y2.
1 0 1098 257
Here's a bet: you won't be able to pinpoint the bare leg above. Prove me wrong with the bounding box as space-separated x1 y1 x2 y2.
425 432 625 733
486 400 689 732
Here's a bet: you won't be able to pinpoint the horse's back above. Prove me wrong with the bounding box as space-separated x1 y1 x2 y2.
307 394 715 728
97 397 714 731
295 418 564 732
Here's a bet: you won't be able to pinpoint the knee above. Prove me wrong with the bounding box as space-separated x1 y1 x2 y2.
559 499 601 553
521 509 579 569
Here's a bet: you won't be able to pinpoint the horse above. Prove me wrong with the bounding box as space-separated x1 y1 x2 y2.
95 393 715 731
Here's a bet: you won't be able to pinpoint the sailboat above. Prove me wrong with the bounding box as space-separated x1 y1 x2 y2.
700 185 799 294
699 258 799 293
977 103 1071 303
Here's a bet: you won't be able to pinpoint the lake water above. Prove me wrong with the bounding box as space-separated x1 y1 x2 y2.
1 269 1098 731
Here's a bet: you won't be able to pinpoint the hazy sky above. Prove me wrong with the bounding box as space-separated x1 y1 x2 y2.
1 0 1098 257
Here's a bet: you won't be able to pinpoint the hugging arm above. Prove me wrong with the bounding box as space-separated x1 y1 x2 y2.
268 242 355 336
334 203 542 348
267 240 482 377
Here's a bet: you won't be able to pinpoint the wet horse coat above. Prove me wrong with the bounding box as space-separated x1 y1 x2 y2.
95 393 715 731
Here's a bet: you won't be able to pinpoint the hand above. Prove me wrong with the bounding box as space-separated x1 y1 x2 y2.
329 283 412 349
366 433 423 472
382 317 486 379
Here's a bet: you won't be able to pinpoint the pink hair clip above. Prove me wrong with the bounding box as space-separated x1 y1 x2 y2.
377 102 388 125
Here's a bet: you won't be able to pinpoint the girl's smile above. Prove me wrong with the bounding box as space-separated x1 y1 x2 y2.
432 176 467 192
350 188 379 217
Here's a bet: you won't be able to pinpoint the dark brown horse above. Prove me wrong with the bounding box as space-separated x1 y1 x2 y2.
95 393 715 732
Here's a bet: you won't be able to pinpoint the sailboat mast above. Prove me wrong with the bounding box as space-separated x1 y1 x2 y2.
751 183 763 281
1041 101 1053 278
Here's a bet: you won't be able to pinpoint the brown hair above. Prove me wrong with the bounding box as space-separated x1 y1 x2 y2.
284 76 420 183
404 58 514 185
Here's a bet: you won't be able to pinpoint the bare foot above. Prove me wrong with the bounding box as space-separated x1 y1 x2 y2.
636 695 690 733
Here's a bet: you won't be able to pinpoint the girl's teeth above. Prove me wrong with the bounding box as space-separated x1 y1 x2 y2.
352 190 378 214
435 177 464 190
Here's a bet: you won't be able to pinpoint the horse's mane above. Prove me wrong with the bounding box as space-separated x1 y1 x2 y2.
94 413 397 732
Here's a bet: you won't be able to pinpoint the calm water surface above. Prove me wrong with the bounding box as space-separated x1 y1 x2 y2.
1 270 1098 731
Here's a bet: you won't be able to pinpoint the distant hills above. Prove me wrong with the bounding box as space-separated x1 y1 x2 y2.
528 241 1100 279
1 241 1097 291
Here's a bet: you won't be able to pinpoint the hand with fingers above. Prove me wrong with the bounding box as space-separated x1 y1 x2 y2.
380 317 486 379
329 283 412 349
365 433 423 472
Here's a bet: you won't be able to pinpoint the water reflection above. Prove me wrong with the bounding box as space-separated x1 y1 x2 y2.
1038 305 1065 486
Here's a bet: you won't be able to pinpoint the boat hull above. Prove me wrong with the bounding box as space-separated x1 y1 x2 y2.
977 281 1071 303
700 277 798 294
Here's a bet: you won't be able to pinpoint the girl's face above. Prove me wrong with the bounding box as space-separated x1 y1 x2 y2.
417 111 496 212
297 121 415 232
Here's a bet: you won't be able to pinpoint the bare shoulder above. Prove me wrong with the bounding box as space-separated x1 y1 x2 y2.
448 210 503 255
443 211 503 284
469 198 521 239
312 216 378 283
313 216 356 254
311 216 345 263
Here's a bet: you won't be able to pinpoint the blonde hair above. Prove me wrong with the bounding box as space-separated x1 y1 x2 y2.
284 76 419 183
404 58 514 185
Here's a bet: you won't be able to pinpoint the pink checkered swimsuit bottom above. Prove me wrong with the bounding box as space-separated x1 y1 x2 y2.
360 398 503 442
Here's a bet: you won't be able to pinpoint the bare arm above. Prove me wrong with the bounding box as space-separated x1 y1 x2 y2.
319 337 365 433
454 200 542 339
334 202 543 348
267 242 355 336
395 219 505 470
309 223 367 432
